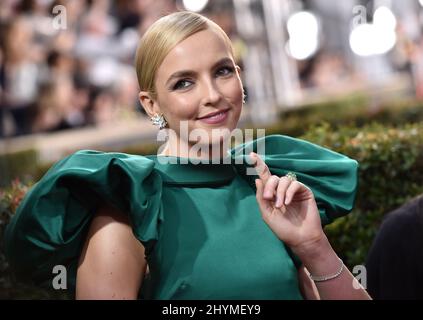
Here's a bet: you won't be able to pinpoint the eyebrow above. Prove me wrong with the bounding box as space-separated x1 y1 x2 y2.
165 57 234 87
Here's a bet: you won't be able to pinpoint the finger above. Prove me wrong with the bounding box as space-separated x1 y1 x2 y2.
255 179 271 214
284 181 303 205
275 176 293 208
263 175 280 200
250 152 271 183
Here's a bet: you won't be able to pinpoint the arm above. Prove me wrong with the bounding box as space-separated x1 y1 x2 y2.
298 265 320 300
76 204 147 300
251 152 371 300
293 234 371 300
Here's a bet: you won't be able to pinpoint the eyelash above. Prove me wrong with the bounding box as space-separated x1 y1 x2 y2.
172 66 235 90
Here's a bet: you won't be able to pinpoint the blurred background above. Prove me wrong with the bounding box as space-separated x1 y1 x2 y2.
1 0 422 157
0 0 423 299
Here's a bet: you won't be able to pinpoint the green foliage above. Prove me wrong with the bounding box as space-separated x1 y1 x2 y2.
0 150 38 188
300 122 423 267
264 96 423 137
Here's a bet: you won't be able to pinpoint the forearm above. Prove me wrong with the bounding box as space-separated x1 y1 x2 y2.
292 234 372 300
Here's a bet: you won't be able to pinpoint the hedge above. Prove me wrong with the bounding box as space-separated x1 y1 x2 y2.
0 150 38 188
299 122 423 267
268 95 423 137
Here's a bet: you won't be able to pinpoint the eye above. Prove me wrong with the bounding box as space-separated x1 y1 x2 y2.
216 66 234 77
173 79 193 90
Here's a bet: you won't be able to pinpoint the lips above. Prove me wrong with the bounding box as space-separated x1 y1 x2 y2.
197 109 230 125
197 108 230 119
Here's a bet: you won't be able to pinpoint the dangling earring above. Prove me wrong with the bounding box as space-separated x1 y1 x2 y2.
150 113 168 129
242 89 247 104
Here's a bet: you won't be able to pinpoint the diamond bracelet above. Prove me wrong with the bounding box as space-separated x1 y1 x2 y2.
309 258 344 282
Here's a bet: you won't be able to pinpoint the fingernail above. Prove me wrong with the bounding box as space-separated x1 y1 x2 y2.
284 197 289 205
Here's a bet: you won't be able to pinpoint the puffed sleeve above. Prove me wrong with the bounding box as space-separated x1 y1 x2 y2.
230 134 359 225
4 150 162 291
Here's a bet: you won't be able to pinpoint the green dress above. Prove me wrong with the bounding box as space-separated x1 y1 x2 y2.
4 135 359 299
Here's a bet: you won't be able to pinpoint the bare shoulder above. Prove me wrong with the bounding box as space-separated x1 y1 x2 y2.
76 204 147 300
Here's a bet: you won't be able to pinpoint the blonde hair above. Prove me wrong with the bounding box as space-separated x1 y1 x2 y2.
135 11 234 100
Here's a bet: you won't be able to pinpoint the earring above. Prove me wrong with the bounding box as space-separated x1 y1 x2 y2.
150 113 168 129
242 89 247 104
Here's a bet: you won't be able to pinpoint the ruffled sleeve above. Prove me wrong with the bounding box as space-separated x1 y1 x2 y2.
230 134 359 225
4 150 162 290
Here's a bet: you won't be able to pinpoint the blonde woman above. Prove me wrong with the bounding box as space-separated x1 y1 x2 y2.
5 11 371 300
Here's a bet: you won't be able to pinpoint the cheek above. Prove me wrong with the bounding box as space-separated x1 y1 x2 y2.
163 95 199 120
220 79 243 105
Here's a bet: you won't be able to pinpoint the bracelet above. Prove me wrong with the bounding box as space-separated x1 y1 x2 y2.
309 258 344 282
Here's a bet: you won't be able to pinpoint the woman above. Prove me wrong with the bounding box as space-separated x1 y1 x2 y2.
4 11 371 300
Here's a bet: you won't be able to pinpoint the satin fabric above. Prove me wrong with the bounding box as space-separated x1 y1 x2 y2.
4 134 359 299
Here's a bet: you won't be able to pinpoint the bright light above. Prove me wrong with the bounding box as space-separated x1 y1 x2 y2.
419 0 423 7
287 11 319 37
182 0 209 12
349 6 397 56
286 11 319 60
373 6 397 30
349 24 396 56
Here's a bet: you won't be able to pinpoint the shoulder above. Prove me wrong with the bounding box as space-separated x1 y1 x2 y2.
55 149 155 168
44 149 158 181
233 134 355 162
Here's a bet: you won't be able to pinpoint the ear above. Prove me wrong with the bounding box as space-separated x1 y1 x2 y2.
235 65 242 76
138 91 160 118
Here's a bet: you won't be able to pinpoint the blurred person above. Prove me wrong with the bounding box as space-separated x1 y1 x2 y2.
0 1 16 21
111 65 141 121
4 11 370 300
31 80 65 133
49 0 86 30
18 0 57 43
72 74 90 124
307 51 352 94
112 0 142 33
136 0 176 35
32 75 84 132
86 86 116 126
1 17 41 136
37 49 75 84
411 35 423 99
366 194 423 299
74 0 119 60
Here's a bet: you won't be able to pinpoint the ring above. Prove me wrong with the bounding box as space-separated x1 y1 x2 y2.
285 172 297 181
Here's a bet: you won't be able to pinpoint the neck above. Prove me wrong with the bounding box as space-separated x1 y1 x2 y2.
158 133 230 161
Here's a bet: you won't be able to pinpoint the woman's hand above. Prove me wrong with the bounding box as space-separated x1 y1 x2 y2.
251 153 372 300
251 152 325 251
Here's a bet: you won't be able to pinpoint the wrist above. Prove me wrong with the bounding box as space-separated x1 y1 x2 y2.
291 232 331 261
291 233 340 277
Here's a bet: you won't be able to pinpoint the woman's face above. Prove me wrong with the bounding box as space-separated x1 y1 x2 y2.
145 28 243 148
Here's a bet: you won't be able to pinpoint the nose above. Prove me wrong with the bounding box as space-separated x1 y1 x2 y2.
200 78 221 106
